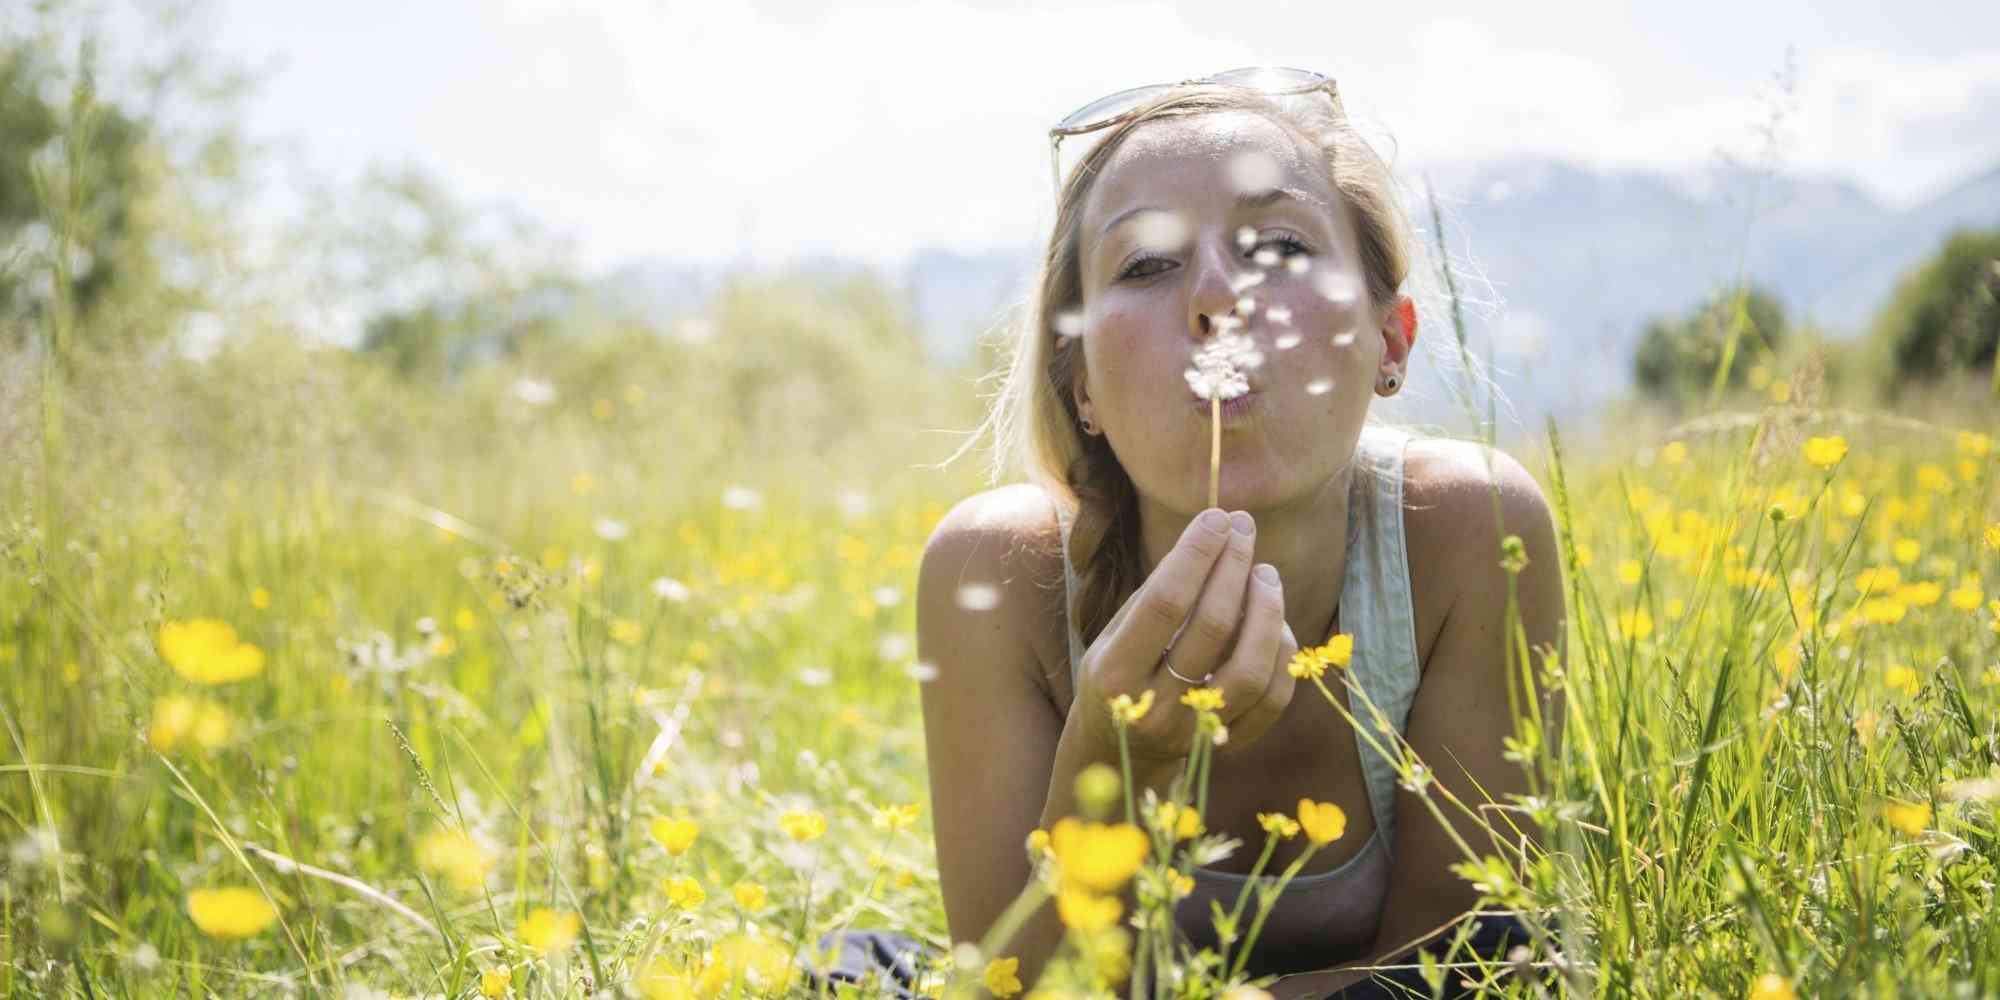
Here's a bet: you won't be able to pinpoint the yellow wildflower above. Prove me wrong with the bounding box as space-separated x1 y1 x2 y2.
1026 828 1052 860
1055 885 1122 932
1617 559 1643 585
663 875 706 909
1860 598 1907 626
1179 686 1225 712
697 932 793 999
1895 581 1941 608
1049 817 1149 892
249 586 271 610
1168 870 1194 899
1316 634 1354 668
480 966 513 998
186 887 278 941
731 880 767 911
157 619 265 684
1661 441 1688 465
1258 812 1300 840
1153 801 1204 842
610 618 645 645
873 802 922 833
1891 538 1921 565
1884 664 1920 698
635 957 696 1000
651 816 700 856
779 809 829 842
1883 800 1931 838
147 696 233 754
1108 690 1155 724
1747 973 1796 1000
1802 436 1847 469
1948 581 1983 611
1959 431 1993 457
1286 647 1327 681
1297 799 1347 846
983 957 1023 999
417 827 494 892
1616 607 1654 641
1987 523 2000 550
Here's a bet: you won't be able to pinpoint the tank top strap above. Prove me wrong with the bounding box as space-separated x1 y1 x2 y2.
1341 424 1423 860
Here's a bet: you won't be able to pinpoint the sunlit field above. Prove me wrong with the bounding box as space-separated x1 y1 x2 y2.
3 304 1997 999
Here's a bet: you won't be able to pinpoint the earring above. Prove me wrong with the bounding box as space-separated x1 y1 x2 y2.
1381 374 1400 394
1080 416 1097 435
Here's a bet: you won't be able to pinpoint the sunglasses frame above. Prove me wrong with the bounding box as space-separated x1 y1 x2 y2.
1046 67 1341 206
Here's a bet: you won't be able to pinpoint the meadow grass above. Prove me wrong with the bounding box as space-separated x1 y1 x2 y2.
2 322 1996 999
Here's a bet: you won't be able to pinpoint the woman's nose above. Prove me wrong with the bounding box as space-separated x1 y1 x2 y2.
1186 239 1243 341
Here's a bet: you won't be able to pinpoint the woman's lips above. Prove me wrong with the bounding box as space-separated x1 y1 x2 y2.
1188 390 1264 425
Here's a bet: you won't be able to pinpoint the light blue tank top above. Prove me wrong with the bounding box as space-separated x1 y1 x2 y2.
1052 424 1424 974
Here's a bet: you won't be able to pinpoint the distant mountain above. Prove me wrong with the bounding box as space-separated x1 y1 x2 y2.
590 157 1999 437
890 156 2000 435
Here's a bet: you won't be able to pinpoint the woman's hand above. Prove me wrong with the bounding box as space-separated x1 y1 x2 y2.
1074 508 1300 765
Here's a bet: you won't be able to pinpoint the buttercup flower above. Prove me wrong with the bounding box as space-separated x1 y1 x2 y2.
1056 885 1122 932
517 907 582 955
1049 817 1149 892
663 875 706 909
1108 690 1155 724
731 880 768 911
186 887 278 940
1257 812 1300 840
983 957 1023 999
1802 436 1847 469
652 816 700 855
779 809 828 842
1179 686 1225 713
157 619 266 684
1297 799 1347 846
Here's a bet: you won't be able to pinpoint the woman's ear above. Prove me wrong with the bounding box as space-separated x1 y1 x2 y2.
1378 294 1416 383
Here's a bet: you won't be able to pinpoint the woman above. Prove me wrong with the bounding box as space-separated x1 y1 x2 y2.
911 70 1566 999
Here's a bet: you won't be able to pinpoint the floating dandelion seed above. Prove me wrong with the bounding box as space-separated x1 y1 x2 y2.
1314 272 1357 304
1331 331 1357 347
907 660 940 683
1211 313 1246 336
674 316 716 344
878 634 914 661
651 577 691 602
872 586 902 607
1053 309 1086 339
1306 378 1333 395
1252 248 1281 269
1285 255 1309 275
1225 150 1284 194
720 486 764 512
1275 333 1303 351
513 378 557 406
1267 305 1292 326
594 518 630 541
956 583 1001 611
798 666 832 687
1230 270 1266 293
1235 295 1257 316
836 488 872 519
1130 211 1189 254
1235 226 1259 251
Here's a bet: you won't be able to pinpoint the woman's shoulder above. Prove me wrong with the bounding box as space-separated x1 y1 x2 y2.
919 484 1072 704
1395 437 1557 671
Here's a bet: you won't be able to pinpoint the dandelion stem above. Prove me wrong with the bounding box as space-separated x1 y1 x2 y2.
1209 397 1222 509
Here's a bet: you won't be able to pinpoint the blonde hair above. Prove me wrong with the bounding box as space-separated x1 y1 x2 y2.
943 85 1481 656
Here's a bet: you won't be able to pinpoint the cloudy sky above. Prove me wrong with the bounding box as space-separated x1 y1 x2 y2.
205 0 2000 276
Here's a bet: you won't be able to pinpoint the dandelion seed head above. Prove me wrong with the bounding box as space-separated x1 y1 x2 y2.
956 583 1001 611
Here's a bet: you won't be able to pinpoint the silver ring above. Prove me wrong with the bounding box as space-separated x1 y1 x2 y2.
1162 649 1211 686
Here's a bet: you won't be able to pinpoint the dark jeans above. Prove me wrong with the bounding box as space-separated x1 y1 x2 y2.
802 915 1543 1000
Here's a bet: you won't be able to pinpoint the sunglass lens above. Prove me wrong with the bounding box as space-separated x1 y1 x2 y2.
1207 67 1322 92
1055 83 1177 133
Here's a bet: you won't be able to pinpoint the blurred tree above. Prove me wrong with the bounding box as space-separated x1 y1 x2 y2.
1633 284 1789 409
1870 228 2000 399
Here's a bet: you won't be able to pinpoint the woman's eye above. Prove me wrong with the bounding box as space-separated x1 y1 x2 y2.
1117 235 1308 282
1259 234 1310 258
1118 257 1168 281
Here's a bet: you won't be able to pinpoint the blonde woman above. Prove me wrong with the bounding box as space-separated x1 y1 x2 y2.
914 70 1566 998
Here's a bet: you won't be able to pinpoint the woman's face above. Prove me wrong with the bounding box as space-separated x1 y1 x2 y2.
1071 111 1401 515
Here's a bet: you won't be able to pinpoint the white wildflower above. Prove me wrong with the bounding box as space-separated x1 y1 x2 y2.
651 576 691 602
513 378 557 406
594 517 630 541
